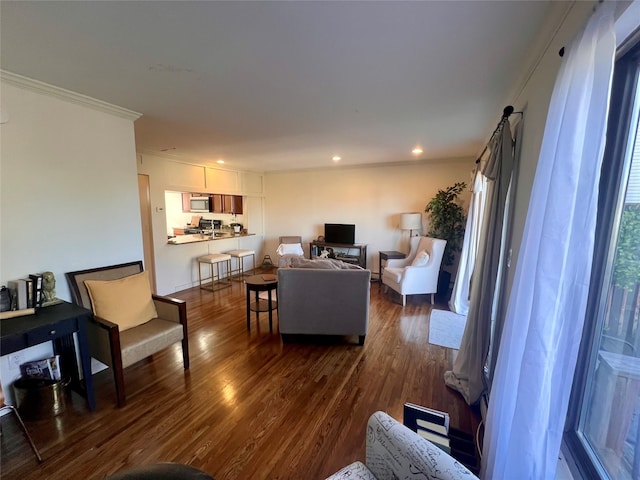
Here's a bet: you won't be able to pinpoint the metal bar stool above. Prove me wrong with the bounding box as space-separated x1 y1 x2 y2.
197 253 232 291
226 249 256 281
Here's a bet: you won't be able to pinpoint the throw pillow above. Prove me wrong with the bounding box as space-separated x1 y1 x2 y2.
411 250 430 267
290 257 342 269
85 271 158 332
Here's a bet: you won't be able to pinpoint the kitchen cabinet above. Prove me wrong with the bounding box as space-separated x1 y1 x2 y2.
211 194 223 213
232 195 244 214
223 195 234 214
211 194 243 214
181 193 191 212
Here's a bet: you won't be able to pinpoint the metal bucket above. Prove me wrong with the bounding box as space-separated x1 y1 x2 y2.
12 377 69 420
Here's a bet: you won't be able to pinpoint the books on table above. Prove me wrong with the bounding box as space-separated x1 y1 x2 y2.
6 273 44 311
403 403 451 454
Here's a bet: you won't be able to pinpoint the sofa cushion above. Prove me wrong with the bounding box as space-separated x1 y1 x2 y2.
85 271 158 332
412 250 430 266
290 257 363 270
289 257 341 269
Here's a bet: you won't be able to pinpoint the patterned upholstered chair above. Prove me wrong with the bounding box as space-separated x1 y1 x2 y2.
325 411 478 480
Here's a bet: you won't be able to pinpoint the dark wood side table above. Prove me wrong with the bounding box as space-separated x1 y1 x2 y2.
378 251 407 283
0 301 96 411
245 274 278 332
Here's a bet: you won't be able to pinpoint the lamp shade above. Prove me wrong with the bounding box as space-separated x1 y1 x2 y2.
400 212 422 231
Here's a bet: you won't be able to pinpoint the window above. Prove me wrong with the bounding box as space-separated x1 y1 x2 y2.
565 41 640 479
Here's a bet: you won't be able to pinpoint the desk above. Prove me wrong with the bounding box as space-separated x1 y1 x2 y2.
1 302 96 411
379 251 406 283
245 274 278 332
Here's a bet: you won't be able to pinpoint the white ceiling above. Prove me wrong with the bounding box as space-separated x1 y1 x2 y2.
0 1 552 172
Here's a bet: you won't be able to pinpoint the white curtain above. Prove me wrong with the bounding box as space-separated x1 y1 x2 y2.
449 169 487 315
482 4 616 479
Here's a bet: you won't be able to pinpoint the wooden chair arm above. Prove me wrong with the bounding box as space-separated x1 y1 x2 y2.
152 295 187 326
90 315 119 330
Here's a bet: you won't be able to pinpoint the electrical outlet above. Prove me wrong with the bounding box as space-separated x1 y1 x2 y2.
9 353 22 368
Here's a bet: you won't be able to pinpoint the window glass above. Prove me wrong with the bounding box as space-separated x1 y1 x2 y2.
578 60 640 480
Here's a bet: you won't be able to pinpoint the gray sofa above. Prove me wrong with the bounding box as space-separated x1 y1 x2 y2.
277 263 371 345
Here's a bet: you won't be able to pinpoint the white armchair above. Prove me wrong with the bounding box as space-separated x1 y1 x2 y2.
382 236 446 306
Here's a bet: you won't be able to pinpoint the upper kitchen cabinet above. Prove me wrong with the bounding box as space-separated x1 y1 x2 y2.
165 161 206 190
211 194 243 214
206 167 239 193
229 195 243 215
211 194 223 213
240 172 263 195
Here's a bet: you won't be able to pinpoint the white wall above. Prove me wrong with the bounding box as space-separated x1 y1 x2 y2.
264 160 472 276
0 77 142 402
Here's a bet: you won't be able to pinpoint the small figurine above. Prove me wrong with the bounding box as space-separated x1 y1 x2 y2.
42 271 62 306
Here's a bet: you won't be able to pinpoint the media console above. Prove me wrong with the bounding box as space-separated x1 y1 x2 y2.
310 241 367 269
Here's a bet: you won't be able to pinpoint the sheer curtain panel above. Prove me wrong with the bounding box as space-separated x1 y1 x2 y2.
449 169 487 315
481 4 616 479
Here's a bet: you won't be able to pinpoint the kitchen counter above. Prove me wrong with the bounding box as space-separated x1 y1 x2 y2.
167 233 255 245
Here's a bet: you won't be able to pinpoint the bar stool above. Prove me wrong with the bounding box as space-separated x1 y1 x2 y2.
226 249 256 281
197 253 232 291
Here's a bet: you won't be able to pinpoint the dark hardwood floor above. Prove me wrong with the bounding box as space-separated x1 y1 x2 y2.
1 272 480 480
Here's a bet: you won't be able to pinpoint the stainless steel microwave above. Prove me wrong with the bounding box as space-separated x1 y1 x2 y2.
190 196 211 212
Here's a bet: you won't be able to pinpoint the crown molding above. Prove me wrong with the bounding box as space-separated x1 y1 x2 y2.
0 70 141 121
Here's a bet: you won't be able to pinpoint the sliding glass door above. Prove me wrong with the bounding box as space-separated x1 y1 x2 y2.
566 41 640 480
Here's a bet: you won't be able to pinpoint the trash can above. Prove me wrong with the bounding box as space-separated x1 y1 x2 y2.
12 377 69 420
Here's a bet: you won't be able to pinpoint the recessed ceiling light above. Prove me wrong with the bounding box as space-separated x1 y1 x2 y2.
332 155 341 161
412 147 423 155
216 159 225 164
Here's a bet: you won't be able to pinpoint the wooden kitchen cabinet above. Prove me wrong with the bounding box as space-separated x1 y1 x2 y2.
211 194 224 213
233 195 243 214
218 195 243 215
222 195 243 214
182 193 191 212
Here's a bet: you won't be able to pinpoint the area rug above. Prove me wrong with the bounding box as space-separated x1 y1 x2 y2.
428 309 467 349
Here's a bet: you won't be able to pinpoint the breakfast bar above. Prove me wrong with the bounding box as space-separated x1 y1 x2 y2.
167 232 256 245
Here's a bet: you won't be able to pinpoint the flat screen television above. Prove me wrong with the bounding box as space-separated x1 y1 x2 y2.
324 223 355 245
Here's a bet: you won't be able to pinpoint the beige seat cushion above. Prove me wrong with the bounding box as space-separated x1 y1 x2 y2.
120 319 183 367
85 271 158 332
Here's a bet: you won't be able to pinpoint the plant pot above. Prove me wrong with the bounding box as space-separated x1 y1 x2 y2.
437 270 451 302
13 376 69 420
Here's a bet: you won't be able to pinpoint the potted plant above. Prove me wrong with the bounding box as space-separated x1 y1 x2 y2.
425 181 467 298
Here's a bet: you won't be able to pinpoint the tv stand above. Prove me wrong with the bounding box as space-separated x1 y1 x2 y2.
310 241 367 269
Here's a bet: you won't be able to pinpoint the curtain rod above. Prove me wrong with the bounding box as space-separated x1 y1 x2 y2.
475 106 523 164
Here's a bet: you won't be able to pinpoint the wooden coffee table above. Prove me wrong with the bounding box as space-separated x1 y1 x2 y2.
245 274 278 332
